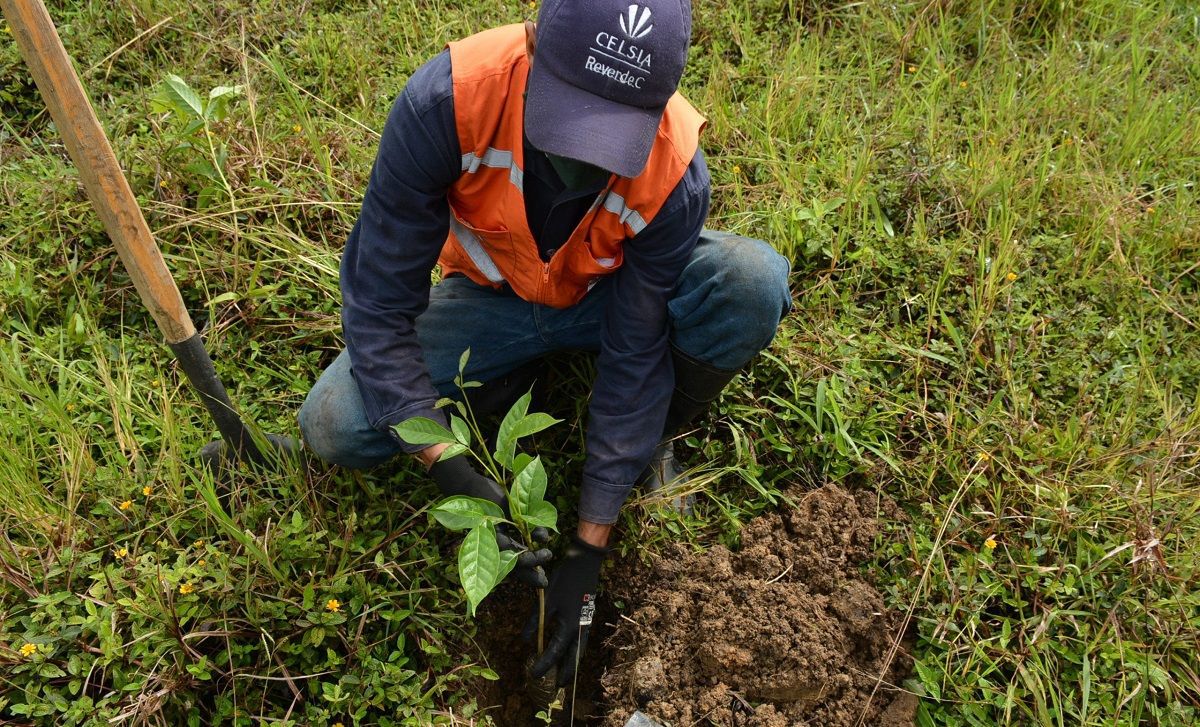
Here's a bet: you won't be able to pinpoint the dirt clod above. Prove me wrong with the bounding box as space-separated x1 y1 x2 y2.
600 485 914 726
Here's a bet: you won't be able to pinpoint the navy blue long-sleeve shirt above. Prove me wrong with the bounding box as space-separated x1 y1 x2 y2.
340 50 710 524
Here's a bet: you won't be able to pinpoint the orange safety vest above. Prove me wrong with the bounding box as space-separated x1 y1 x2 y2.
439 24 705 309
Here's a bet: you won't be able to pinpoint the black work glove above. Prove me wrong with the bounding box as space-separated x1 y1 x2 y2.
429 456 552 588
523 535 608 686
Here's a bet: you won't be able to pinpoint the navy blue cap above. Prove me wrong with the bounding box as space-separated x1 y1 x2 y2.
525 0 692 178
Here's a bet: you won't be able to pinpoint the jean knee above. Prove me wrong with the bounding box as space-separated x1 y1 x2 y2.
297 380 395 470
297 387 343 464
672 234 792 369
717 236 792 339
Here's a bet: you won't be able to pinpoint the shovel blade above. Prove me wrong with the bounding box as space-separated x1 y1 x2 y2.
198 433 300 479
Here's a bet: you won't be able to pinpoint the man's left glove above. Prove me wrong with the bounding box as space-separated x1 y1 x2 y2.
429 455 552 588
524 535 608 686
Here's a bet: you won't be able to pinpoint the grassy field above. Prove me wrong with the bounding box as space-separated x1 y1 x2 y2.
2 0 1198 724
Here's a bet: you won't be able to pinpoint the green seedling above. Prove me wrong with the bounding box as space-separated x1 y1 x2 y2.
393 351 560 643
150 74 243 209
395 352 564 717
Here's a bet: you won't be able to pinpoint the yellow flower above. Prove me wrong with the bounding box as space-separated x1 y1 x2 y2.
292 124 302 133
984 537 998 550
326 598 341 613
907 65 916 73
179 582 195 595
194 540 204 548
1146 206 1155 214
119 500 132 511
159 180 168 188
1005 272 1017 282
333 723 345 727
19 643 36 657
959 80 968 88
731 164 741 175
198 559 207 567
115 547 128 558
66 403 76 412
978 451 991 462
142 485 152 496
1064 136 1074 146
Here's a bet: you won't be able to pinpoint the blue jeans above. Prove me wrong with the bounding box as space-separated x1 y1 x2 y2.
299 231 791 468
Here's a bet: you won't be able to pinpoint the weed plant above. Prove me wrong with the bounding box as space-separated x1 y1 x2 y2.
1 1 1198 725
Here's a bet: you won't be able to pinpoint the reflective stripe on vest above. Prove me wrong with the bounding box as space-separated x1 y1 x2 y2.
600 190 648 234
462 148 652 236
449 216 505 284
461 147 524 193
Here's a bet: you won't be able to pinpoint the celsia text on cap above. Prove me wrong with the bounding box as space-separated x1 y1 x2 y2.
525 0 693 177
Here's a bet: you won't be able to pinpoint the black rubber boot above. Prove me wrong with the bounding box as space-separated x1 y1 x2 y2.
640 441 693 513
638 349 738 513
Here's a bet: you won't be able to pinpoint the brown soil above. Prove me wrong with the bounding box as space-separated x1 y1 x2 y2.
598 485 915 727
464 484 914 726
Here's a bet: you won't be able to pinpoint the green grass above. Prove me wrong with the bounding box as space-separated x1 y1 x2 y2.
2 0 1199 724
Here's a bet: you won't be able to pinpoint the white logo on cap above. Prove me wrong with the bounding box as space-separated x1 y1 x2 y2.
587 4 654 88
619 4 653 39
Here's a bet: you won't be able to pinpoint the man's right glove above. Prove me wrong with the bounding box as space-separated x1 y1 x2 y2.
524 535 608 686
429 455 552 588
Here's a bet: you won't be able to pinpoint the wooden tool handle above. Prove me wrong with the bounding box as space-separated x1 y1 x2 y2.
2 0 195 344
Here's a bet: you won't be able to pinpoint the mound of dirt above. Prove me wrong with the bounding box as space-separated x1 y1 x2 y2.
599 486 915 726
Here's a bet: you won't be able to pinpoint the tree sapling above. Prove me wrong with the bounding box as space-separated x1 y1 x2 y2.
392 351 563 700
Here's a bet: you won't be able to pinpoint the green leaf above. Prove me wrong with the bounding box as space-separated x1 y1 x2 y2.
1081 654 1091 720
393 416 457 446
180 118 205 137
196 184 222 210
496 549 519 587
493 392 532 469
184 158 222 183
814 378 826 432
156 74 204 120
523 500 558 531
511 412 561 441
460 523 501 617
205 84 243 122
208 84 242 100
509 456 547 524
430 496 504 532
436 443 469 461
450 415 471 446
869 192 895 238
495 397 562 470
457 348 471 377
